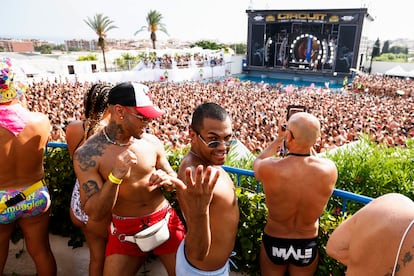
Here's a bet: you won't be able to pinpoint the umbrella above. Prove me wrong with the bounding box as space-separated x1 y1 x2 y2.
396 90 405 95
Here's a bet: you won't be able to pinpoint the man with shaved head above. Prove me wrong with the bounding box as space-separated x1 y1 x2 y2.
253 112 338 276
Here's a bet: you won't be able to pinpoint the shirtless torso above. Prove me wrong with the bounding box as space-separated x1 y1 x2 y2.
76 131 172 217
259 155 337 238
0 106 49 189
175 103 239 275
254 112 337 276
0 101 57 275
73 82 184 276
177 153 239 271
327 193 414 276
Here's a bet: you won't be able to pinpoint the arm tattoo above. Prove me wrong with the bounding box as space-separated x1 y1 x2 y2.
82 180 99 201
76 134 107 171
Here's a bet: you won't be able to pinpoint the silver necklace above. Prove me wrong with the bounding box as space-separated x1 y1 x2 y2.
102 127 131 147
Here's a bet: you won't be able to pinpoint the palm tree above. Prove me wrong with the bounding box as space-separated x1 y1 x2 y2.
135 10 168 50
84 13 118 72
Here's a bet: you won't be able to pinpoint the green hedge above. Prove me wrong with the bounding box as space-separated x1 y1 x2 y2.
12 136 414 275
326 135 414 214
43 147 85 247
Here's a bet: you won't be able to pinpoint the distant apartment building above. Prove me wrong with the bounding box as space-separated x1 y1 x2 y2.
63 38 190 51
64 39 98 51
0 37 193 53
0 39 34 52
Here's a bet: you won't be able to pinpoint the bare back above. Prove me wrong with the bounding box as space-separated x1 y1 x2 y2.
258 156 337 238
0 110 50 189
328 193 414 276
65 120 85 157
177 153 239 270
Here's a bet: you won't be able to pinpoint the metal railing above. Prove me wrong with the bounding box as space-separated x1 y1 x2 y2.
47 142 67 152
46 142 373 213
223 165 373 214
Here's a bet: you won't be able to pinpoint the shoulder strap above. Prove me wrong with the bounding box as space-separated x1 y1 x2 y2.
392 219 414 276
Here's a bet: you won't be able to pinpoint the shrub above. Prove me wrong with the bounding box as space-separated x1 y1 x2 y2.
316 210 347 275
326 135 414 214
232 188 266 275
44 147 85 247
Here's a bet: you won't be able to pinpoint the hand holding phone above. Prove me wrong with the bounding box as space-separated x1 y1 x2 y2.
287 105 306 120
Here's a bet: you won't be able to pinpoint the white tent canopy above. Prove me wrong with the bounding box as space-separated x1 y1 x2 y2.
385 65 414 78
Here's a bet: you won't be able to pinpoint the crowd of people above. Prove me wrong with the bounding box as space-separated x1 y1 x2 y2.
26 74 413 154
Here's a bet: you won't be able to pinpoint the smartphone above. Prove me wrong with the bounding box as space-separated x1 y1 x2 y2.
287 105 306 120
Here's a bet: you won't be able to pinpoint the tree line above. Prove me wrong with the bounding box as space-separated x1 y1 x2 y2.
371 38 413 62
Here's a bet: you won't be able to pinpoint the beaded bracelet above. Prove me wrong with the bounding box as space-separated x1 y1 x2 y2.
108 172 123 185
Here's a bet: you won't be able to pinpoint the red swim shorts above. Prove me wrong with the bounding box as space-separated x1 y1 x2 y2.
106 204 185 257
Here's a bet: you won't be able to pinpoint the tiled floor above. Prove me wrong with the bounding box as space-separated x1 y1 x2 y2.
4 234 167 276
4 234 244 275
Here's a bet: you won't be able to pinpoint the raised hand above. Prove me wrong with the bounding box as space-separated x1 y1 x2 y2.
182 165 220 215
148 169 177 191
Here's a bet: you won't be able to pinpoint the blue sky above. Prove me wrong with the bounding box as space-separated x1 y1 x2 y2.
2 0 412 43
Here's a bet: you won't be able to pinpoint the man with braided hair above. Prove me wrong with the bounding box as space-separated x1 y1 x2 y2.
73 82 185 275
66 82 112 276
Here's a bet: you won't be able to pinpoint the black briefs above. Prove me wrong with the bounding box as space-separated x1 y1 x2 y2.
262 233 318 267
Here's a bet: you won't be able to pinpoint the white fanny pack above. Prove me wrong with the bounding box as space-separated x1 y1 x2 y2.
111 211 171 252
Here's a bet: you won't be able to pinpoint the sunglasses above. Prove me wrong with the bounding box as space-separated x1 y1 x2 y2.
197 134 237 148
124 107 150 122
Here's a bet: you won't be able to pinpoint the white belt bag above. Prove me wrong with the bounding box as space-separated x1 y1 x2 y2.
111 211 171 252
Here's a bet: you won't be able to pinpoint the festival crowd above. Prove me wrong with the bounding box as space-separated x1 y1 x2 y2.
26 74 414 154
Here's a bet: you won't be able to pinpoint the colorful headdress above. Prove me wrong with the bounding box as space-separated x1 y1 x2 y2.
0 57 28 103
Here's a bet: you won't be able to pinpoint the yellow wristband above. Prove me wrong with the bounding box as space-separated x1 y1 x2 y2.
108 172 123 185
